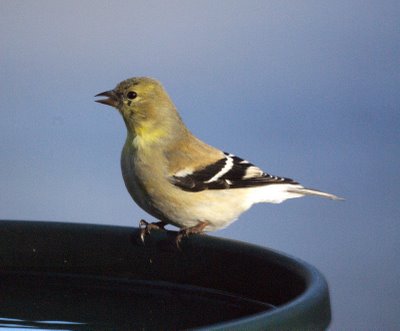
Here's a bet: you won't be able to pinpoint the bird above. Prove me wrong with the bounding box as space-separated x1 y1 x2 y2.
95 77 342 245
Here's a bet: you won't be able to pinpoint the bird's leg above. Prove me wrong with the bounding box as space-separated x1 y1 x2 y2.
139 219 167 242
175 220 209 248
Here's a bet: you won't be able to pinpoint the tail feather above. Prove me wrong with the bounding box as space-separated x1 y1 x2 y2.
288 187 344 201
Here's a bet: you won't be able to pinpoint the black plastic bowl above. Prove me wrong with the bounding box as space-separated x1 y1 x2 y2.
0 221 331 330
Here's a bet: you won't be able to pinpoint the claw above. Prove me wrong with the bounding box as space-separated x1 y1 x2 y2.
139 219 166 243
139 219 149 243
174 221 209 248
175 229 188 249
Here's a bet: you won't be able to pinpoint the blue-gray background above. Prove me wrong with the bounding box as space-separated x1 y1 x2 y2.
1 1 399 329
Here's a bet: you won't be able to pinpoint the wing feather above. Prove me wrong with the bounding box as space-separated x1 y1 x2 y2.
171 152 297 192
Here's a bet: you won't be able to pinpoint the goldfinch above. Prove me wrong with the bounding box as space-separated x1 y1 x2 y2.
95 77 342 244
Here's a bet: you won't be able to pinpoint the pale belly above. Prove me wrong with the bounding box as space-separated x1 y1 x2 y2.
121 145 253 231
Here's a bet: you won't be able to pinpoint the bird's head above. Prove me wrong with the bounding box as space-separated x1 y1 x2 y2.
96 77 186 142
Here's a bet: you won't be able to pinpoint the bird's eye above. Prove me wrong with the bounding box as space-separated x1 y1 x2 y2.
127 91 137 100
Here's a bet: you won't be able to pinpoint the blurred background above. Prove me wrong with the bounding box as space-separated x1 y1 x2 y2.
1 1 399 329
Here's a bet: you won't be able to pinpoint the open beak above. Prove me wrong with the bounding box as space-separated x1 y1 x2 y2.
95 90 119 107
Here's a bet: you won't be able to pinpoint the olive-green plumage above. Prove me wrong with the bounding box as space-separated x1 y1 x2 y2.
95 77 342 240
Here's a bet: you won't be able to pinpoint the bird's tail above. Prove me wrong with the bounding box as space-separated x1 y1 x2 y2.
288 187 344 201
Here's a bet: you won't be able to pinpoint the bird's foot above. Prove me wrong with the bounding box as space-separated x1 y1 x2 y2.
175 220 209 248
139 219 166 243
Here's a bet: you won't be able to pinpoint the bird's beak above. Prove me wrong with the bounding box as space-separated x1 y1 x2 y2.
95 90 119 107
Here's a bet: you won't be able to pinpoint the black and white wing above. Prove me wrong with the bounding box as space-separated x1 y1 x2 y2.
171 152 297 192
